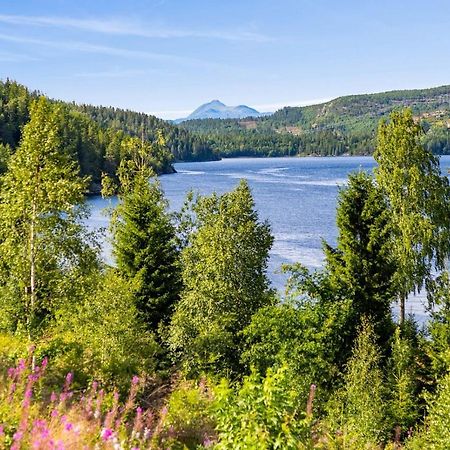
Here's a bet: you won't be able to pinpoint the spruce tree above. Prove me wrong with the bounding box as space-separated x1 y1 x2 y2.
324 171 396 349
110 136 181 331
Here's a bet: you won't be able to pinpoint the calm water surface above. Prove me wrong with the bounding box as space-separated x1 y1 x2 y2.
88 155 450 322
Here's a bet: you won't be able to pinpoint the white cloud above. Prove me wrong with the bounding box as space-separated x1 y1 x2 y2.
0 33 231 70
0 14 271 43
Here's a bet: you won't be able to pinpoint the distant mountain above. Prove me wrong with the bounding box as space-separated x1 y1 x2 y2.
175 100 266 123
179 85 450 157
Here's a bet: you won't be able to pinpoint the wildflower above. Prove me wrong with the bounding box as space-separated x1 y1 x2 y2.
64 372 73 390
65 422 73 431
143 427 151 440
50 391 58 403
132 375 139 385
12 430 24 442
41 357 48 369
51 409 59 418
101 428 114 441
0 424 4 436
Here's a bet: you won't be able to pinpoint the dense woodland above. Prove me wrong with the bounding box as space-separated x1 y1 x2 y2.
0 92 450 449
180 85 450 157
0 79 217 193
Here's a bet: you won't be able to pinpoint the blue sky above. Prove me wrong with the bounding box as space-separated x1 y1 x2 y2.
1 0 450 119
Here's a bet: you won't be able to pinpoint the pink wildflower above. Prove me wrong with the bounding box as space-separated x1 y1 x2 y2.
132 375 139 385
101 428 113 441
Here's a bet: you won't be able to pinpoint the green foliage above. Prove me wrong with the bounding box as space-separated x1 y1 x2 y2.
407 373 450 450
324 171 396 350
0 97 99 340
111 138 181 331
213 366 312 450
0 142 11 173
44 270 158 390
426 271 450 378
0 79 217 194
326 321 388 448
241 289 346 398
164 379 216 448
386 327 420 434
169 180 274 375
374 109 450 322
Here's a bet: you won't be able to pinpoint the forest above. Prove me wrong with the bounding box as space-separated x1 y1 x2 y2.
0 91 450 449
180 85 450 157
0 80 217 193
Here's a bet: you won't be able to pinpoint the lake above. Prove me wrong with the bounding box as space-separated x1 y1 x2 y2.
87 155 450 323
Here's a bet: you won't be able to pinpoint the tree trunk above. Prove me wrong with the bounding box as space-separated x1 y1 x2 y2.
29 201 37 371
399 293 405 325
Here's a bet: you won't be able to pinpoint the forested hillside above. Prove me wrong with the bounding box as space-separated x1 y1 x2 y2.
0 79 217 192
1 108 450 448
180 85 450 156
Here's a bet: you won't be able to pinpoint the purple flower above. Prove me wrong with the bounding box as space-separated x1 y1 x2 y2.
13 431 24 442
50 391 57 403
41 357 48 369
0 424 4 436
64 372 73 389
132 375 139 385
101 428 113 441
51 409 59 418
65 422 73 431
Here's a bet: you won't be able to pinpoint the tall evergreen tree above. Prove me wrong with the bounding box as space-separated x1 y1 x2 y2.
324 171 396 348
169 180 274 374
374 109 450 324
0 97 98 340
110 135 181 331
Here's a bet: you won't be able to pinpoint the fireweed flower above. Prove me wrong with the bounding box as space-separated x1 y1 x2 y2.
64 372 73 391
101 428 114 441
132 375 139 385
41 357 48 369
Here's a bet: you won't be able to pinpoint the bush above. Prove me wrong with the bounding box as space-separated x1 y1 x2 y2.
213 366 313 449
41 270 159 392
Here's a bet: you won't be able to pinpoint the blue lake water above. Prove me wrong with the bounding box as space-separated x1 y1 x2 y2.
87 155 450 323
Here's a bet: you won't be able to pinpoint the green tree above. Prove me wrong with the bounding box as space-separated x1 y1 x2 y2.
0 97 97 342
374 109 450 323
407 373 450 450
387 326 420 436
327 321 388 447
108 134 181 332
324 171 396 348
169 180 274 375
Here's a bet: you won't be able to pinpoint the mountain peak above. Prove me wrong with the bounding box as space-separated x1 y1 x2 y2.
175 100 264 122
